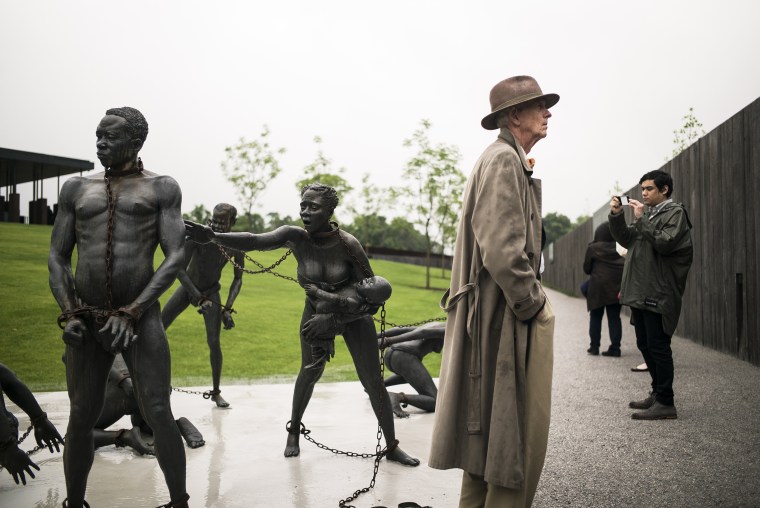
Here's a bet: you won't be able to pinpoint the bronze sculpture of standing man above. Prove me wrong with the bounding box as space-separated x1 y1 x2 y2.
49 107 189 508
162 203 244 408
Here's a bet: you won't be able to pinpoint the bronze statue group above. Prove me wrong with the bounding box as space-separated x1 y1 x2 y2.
0 105 449 508
4 75 597 508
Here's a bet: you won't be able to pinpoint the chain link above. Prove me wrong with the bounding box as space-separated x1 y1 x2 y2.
287 422 381 460
216 244 298 283
335 225 372 279
104 173 116 311
0 425 62 473
336 304 389 508
170 386 216 400
103 158 144 313
375 315 446 329
16 425 33 445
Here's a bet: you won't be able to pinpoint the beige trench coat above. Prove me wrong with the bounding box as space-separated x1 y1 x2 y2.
429 128 547 489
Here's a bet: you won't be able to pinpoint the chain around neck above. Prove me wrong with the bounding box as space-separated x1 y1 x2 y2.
105 157 144 177
309 220 340 239
103 157 144 309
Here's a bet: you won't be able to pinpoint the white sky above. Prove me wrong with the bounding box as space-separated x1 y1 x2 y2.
2 0 758 223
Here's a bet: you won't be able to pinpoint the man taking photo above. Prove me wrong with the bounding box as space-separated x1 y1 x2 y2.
609 169 693 420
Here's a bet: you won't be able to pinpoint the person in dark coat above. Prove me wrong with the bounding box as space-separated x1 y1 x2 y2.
583 222 625 356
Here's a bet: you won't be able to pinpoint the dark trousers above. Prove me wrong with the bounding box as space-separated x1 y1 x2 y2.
631 307 674 406
588 303 622 350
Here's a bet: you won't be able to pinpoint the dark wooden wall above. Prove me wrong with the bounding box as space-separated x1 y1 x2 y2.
542 97 760 366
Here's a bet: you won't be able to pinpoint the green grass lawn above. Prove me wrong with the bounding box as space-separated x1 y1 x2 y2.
0 222 448 392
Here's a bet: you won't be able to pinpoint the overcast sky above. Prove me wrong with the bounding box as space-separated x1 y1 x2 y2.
2 0 758 223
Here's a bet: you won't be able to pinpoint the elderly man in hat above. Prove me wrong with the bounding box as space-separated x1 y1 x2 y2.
429 76 558 507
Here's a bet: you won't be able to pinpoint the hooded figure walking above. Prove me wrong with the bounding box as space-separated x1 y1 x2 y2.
583 222 625 357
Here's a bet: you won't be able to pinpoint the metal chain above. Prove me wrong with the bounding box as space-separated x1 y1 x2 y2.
170 386 216 400
16 425 33 445
215 244 298 284
375 315 446 329
337 304 390 508
103 158 143 312
0 426 62 473
284 306 391 508
104 173 116 311
335 226 372 279
288 422 379 460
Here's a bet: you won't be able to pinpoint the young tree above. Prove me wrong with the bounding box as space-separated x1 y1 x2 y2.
434 170 466 276
397 120 464 289
266 212 299 229
543 212 573 245
222 125 286 231
232 212 265 233
346 173 386 248
573 214 591 227
384 217 429 252
295 136 353 204
343 213 389 248
668 107 706 160
183 204 211 225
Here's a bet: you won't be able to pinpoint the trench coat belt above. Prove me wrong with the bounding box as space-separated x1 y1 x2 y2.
440 280 484 434
440 281 480 339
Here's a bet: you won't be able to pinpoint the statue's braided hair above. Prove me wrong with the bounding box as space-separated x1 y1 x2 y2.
301 182 339 212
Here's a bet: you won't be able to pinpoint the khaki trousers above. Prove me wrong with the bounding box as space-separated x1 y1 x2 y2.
459 299 555 508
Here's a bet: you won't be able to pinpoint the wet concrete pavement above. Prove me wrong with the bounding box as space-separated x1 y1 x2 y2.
2 287 759 507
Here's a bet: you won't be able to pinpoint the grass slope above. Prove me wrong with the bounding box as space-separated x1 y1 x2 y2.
0 223 448 391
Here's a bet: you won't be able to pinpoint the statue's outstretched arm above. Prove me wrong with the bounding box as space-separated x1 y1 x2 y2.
185 221 301 252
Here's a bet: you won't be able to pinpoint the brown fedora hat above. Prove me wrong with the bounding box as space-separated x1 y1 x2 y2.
481 76 559 130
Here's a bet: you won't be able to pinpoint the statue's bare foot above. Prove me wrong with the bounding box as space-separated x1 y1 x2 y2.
176 417 205 449
386 445 420 467
211 393 230 408
284 432 300 457
123 427 155 456
389 392 410 418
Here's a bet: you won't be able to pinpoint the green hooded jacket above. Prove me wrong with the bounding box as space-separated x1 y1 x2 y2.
608 202 693 335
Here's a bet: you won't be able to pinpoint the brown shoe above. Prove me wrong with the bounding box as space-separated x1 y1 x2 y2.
631 401 677 420
629 392 656 409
